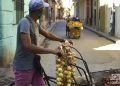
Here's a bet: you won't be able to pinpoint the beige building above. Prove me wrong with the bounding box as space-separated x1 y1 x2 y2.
92 0 99 30
74 0 87 23
115 6 120 38
79 0 87 23
74 0 99 27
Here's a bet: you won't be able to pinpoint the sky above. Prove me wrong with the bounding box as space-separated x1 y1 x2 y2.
100 0 120 7
61 0 120 17
61 0 120 8
61 0 73 8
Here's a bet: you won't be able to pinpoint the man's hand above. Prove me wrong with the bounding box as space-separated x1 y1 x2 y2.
68 40 73 45
60 39 73 45
53 47 63 57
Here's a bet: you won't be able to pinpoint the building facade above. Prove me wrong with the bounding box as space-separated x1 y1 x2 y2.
0 0 30 67
0 0 54 67
73 0 87 23
115 6 120 38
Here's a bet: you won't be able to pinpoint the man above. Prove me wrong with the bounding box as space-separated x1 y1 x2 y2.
66 18 70 37
13 0 71 86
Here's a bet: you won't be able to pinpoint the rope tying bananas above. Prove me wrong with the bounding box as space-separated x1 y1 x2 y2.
56 40 77 86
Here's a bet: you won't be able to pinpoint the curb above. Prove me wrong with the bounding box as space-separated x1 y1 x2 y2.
84 25 119 43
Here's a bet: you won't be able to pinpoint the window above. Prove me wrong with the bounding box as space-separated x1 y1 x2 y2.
15 0 24 23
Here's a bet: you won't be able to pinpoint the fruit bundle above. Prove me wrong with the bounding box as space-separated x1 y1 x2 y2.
67 21 83 29
56 41 77 86
72 21 82 28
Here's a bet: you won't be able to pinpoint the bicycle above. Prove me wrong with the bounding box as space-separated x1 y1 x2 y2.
9 46 94 86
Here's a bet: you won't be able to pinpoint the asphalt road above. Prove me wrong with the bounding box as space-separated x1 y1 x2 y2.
0 20 119 86
43 20 120 73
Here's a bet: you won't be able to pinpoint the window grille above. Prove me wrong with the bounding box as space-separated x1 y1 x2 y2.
15 0 24 23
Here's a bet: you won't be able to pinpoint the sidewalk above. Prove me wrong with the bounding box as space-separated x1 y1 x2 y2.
84 25 120 43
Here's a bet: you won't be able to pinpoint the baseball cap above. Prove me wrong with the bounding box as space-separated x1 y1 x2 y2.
29 0 49 11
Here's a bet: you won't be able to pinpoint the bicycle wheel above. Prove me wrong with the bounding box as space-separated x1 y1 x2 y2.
9 82 15 86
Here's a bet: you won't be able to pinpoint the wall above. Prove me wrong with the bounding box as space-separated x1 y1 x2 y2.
115 6 120 38
97 0 100 29
0 0 17 67
92 0 100 30
51 2 56 22
0 0 30 67
99 5 107 32
24 0 29 16
76 0 80 17
86 0 92 25
106 8 111 33
80 0 87 23
74 4 76 17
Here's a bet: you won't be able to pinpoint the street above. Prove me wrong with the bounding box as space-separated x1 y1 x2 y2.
1 0 120 85
41 20 120 76
40 20 120 85
0 20 120 86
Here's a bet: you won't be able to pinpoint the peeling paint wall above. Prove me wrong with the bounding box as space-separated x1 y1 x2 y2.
0 0 17 67
0 0 29 67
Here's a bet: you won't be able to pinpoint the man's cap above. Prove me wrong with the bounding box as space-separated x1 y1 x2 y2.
29 0 49 11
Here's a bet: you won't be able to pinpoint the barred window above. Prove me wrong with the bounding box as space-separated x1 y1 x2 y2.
15 0 24 23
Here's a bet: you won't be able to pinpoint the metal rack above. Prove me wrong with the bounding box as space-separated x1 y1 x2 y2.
10 46 94 86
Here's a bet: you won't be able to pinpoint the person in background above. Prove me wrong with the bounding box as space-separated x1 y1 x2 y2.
13 0 72 86
66 18 70 37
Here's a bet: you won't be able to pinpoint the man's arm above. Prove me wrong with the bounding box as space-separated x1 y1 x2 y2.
39 27 65 42
20 32 57 54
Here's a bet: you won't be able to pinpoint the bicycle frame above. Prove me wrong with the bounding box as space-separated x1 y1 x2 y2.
44 46 93 86
9 46 93 86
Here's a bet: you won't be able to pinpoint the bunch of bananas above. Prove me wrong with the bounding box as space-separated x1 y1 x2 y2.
72 21 82 28
56 41 77 86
